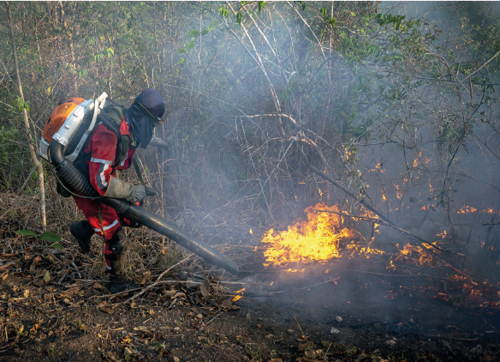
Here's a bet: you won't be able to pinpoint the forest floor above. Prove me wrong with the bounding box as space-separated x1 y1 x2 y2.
0 216 499 362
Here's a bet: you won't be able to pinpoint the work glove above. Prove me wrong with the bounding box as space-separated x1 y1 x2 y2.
105 177 156 204
126 185 157 204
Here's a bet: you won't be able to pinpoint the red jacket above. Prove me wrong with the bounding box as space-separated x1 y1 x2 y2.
83 117 136 196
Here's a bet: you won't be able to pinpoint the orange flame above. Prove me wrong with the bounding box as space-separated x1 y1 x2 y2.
456 206 498 215
261 203 354 268
392 184 402 199
457 206 477 214
232 287 246 302
392 243 435 267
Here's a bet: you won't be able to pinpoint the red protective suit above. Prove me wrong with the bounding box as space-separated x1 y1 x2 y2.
72 117 136 269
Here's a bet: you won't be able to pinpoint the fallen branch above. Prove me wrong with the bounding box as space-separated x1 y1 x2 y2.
206 312 222 325
483 221 500 226
0 261 16 270
93 279 263 299
111 254 193 307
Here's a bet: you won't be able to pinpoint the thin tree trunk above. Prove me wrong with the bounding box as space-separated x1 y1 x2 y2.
6 1 46 229
59 1 77 94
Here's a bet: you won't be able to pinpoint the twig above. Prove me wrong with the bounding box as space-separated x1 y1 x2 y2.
0 261 16 270
483 221 500 226
17 167 36 194
47 252 76 273
0 299 31 309
206 312 222 325
293 312 307 339
313 209 379 222
92 279 264 299
241 113 298 126
112 254 193 307
463 49 500 80
70 261 81 279
58 269 69 284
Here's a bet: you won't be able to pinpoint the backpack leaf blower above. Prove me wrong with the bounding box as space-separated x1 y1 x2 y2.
42 94 239 275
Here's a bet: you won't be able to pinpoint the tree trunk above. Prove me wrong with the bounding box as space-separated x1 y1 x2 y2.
6 1 46 229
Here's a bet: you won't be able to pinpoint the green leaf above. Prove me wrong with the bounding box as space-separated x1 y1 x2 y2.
47 87 51 95
258 1 266 12
39 231 61 242
14 97 30 112
15 230 37 237
187 40 195 49
50 243 63 251
43 270 50 283
236 12 243 24
219 6 229 17
321 7 327 16
178 48 187 54
178 58 185 64
187 29 199 37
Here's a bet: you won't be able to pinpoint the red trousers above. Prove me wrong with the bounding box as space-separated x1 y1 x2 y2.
73 196 132 269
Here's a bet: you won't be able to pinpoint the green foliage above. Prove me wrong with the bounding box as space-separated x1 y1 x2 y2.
15 230 37 237
219 6 229 17
0 126 20 162
14 97 30 112
15 230 62 250
1 1 499 238
78 69 88 79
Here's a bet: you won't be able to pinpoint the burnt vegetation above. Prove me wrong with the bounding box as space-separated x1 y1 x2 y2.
0 1 500 361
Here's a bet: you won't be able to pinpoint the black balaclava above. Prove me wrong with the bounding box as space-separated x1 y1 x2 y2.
125 89 165 149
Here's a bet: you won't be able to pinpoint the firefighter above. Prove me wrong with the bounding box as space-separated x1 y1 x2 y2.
69 89 165 293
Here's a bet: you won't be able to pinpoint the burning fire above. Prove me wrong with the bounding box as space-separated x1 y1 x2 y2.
260 203 388 269
261 203 354 268
255 200 500 310
456 205 499 215
232 287 246 302
260 203 440 272
392 243 436 267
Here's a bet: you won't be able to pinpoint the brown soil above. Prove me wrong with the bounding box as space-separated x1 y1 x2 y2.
1 266 499 362
1 217 499 362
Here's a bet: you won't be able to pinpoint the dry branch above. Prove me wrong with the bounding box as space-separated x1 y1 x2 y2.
112 254 193 307
310 166 467 258
6 1 46 228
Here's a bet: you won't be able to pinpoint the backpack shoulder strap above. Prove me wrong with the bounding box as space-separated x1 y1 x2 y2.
99 107 146 185
98 106 130 166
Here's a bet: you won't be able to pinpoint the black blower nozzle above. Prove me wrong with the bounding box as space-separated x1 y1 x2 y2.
49 141 239 274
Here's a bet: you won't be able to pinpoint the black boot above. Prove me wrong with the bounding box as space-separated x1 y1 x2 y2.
69 221 94 253
107 230 138 294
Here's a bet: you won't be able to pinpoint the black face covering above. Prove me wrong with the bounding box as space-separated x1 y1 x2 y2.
125 89 165 149
125 102 154 149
